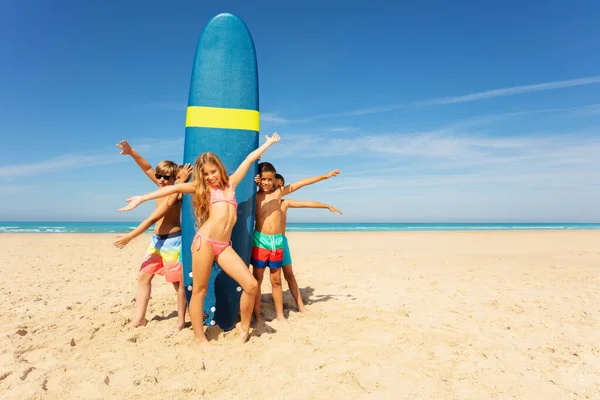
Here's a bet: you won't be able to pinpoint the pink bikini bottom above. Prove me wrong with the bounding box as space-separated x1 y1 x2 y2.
192 232 231 257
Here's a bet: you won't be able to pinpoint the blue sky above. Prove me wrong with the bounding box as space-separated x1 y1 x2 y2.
1 0 600 222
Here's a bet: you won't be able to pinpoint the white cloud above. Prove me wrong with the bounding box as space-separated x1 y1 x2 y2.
568 103 600 117
419 76 600 105
261 113 293 124
0 154 122 178
328 127 360 132
275 129 600 196
0 138 184 178
444 107 576 130
299 105 401 121
271 77 600 122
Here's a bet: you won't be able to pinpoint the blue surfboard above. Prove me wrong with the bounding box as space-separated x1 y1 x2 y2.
181 13 259 332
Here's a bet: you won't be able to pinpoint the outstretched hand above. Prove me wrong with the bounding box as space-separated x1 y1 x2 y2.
325 169 340 179
113 235 131 249
116 140 132 155
119 196 142 212
177 163 192 182
328 206 343 215
265 132 281 145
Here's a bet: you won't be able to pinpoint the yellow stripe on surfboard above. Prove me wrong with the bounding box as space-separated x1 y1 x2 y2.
185 106 260 131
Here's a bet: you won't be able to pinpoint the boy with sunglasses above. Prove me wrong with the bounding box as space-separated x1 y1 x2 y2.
114 140 191 331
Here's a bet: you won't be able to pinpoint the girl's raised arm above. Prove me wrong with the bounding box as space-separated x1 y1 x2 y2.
229 133 280 187
119 181 196 212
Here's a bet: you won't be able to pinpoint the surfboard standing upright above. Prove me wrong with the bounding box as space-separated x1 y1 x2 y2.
181 13 259 331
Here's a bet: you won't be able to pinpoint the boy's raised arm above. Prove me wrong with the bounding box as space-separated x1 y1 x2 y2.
117 140 160 186
281 169 340 196
287 200 342 214
229 133 280 187
113 202 171 248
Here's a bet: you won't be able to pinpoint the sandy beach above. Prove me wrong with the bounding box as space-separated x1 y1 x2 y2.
1 231 599 399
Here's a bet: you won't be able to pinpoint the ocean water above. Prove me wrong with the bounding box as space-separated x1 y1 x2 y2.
0 221 599 234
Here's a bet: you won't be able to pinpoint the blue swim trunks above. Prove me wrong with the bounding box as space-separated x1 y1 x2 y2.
251 231 284 269
282 235 292 267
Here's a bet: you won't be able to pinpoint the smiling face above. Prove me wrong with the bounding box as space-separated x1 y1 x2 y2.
192 152 229 191
202 163 222 187
260 171 276 192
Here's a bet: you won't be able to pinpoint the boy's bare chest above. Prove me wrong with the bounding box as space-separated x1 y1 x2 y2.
256 194 282 216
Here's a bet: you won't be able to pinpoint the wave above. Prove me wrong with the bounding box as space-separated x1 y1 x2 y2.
2 222 599 234
286 224 600 232
0 227 73 233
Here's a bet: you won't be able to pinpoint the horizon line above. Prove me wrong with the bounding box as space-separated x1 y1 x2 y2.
1 220 599 224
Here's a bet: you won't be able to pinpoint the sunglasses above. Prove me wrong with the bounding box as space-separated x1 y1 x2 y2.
155 173 172 180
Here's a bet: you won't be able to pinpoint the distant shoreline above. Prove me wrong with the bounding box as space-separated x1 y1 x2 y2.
1 221 600 234
2 230 600 236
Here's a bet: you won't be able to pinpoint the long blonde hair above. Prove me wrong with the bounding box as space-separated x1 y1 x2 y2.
192 152 230 227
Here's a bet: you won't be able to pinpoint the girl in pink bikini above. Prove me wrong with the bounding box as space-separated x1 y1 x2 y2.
119 133 281 347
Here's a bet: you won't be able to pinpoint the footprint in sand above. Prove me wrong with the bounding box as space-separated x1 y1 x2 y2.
488 299 500 308
89 327 101 340
133 375 158 386
127 335 138 343
510 304 526 314
20 366 34 381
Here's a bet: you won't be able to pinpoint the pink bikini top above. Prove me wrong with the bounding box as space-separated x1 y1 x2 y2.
210 186 238 209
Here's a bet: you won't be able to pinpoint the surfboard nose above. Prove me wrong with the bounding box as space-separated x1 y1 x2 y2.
210 13 244 24
189 13 258 111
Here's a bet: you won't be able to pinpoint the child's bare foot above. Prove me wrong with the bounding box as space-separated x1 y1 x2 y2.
170 321 185 333
196 340 213 351
298 306 310 314
131 318 148 328
236 322 245 333
194 332 213 351
237 330 250 344
276 315 287 323
236 322 250 344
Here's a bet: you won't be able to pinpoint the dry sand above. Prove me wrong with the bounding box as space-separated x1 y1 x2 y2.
1 231 599 399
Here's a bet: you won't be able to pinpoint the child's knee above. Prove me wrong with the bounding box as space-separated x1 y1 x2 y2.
253 268 265 282
192 282 208 297
270 272 282 287
283 269 294 281
137 271 153 283
244 278 258 296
